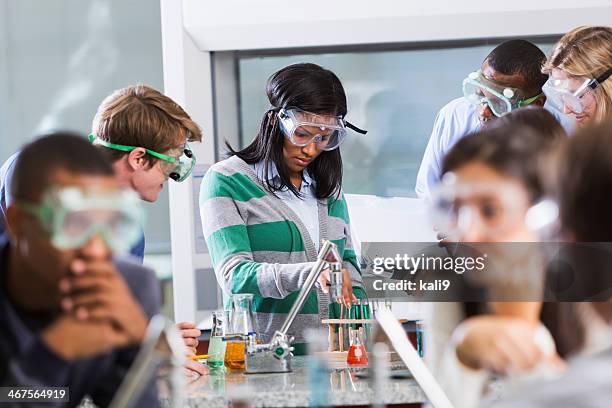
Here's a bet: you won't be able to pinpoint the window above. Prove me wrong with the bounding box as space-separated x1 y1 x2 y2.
235 39 557 197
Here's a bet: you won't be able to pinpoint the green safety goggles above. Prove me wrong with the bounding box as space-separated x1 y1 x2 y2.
88 134 196 182
19 186 143 253
463 70 543 117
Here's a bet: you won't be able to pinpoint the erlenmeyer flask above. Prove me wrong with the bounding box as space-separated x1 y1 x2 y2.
347 329 368 366
231 294 255 334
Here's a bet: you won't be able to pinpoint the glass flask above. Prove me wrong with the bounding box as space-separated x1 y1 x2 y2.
346 329 369 366
224 294 254 370
231 294 255 334
207 310 228 369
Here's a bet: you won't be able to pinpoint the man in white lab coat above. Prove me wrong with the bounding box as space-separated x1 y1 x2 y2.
415 39 573 198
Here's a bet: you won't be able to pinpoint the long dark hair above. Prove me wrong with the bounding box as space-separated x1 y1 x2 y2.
560 119 612 242
227 63 346 199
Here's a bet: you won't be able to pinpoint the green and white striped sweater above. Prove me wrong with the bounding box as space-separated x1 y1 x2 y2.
199 155 366 353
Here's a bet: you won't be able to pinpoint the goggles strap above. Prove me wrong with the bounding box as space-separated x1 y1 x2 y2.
592 67 612 88
344 121 368 135
88 134 176 164
517 92 543 108
277 106 367 135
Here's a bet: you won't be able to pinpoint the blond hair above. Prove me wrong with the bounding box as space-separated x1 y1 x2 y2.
91 84 202 165
543 26 612 122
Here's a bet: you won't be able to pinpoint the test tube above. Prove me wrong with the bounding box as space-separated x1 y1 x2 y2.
361 299 371 320
348 301 356 331
353 299 362 330
416 320 425 358
338 304 345 352
371 300 379 319
360 299 371 348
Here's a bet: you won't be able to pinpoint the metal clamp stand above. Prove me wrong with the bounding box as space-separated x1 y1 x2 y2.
245 240 344 374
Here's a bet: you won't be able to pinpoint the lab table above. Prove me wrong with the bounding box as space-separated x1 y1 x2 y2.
160 356 427 407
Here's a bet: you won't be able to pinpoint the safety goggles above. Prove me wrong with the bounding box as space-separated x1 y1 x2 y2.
463 70 543 117
19 186 143 253
89 134 196 182
542 68 611 114
429 176 558 241
277 108 367 151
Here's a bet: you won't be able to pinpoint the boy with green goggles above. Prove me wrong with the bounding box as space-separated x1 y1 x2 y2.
89 134 196 182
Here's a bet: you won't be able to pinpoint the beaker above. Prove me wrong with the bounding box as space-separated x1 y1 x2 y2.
208 310 227 369
224 294 254 370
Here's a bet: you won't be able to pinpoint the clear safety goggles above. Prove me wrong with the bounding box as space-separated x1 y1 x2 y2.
19 186 143 253
463 70 542 117
89 134 196 182
277 108 367 151
542 68 611 114
429 175 558 241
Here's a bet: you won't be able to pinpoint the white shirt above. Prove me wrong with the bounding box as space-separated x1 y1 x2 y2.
415 97 575 199
252 160 320 252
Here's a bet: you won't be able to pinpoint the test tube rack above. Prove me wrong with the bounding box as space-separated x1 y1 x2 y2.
320 318 405 369
322 318 377 352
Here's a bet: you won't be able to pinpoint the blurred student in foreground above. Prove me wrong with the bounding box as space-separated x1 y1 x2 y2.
0 133 160 407
491 120 612 406
426 108 568 408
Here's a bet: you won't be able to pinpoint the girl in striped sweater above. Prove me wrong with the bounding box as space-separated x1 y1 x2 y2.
199 63 368 354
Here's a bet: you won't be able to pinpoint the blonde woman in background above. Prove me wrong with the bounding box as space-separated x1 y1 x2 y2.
543 26 612 125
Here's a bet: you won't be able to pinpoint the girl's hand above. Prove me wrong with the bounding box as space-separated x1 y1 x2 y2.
318 268 355 306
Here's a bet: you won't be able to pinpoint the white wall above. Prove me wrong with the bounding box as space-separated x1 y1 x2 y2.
182 0 612 51
161 0 218 324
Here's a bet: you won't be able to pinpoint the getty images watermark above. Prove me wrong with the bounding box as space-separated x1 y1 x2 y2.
370 252 488 292
361 242 612 302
